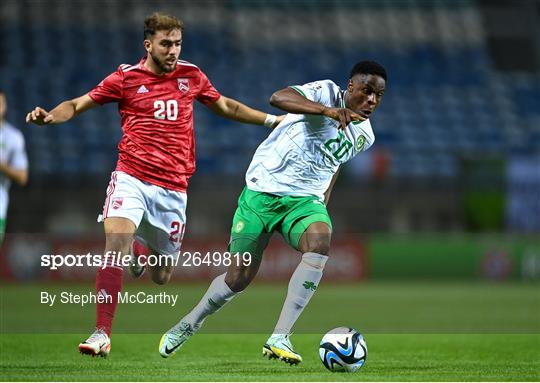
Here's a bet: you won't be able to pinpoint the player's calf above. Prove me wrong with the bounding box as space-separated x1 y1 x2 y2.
149 258 174 285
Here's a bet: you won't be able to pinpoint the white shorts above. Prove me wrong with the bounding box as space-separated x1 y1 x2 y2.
98 171 187 258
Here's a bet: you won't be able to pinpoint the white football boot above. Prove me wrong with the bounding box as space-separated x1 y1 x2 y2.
159 320 198 358
78 328 111 357
263 333 302 365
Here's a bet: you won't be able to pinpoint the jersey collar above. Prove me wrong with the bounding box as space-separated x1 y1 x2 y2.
340 90 347 108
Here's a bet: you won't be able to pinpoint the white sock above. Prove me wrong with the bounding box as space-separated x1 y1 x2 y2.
183 273 238 328
272 252 328 336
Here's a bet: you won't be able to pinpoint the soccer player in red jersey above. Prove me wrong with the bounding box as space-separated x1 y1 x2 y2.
26 12 280 357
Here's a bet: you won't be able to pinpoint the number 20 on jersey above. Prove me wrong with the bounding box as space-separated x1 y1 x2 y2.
154 100 178 121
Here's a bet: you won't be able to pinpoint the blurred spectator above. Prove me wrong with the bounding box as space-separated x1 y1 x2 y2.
0 89 28 243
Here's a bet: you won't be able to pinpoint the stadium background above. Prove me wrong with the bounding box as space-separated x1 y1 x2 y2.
1 0 539 280
0 1 539 381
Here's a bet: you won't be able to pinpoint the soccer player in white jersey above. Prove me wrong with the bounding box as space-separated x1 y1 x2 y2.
160 61 387 364
0 90 29 243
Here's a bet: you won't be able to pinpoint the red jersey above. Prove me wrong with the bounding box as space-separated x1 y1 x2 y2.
88 57 221 191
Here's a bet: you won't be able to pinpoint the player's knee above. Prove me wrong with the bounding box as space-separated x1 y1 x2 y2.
299 222 332 255
304 237 331 256
224 274 251 292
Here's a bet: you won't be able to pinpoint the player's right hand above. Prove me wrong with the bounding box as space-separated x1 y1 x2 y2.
26 107 54 125
322 107 365 129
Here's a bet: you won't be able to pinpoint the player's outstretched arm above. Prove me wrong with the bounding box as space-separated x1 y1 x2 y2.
270 87 365 129
26 94 99 125
207 96 282 128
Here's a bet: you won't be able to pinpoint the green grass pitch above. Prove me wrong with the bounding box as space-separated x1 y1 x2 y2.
1 281 539 381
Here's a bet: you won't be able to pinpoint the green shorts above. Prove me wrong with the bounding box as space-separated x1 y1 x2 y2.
229 187 332 259
0 218 5 244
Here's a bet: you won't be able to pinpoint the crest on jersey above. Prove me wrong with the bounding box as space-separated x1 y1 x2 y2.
111 197 124 210
177 79 190 92
356 135 366 151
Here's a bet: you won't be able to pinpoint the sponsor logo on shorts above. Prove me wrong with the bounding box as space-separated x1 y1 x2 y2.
234 220 245 233
111 197 124 210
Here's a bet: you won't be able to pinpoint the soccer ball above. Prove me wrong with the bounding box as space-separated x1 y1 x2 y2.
319 327 367 372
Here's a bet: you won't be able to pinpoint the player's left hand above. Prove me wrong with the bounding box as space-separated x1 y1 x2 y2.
323 107 365 130
26 107 54 125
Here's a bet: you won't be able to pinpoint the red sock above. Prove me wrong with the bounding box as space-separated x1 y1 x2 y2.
132 239 149 264
96 265 123 337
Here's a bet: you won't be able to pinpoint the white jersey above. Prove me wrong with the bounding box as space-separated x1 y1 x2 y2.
245 80 375 200
0 121 28 218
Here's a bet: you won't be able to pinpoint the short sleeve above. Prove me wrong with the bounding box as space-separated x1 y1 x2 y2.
88 67 124 105
10 133 28 170
352 120 375 152
195 70 221 105
289 80 336 106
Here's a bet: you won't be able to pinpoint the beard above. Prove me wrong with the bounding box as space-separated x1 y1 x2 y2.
151 52 176 73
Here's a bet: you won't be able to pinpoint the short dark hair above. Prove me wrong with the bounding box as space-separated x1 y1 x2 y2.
350 61 387 82
144 12 184 40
